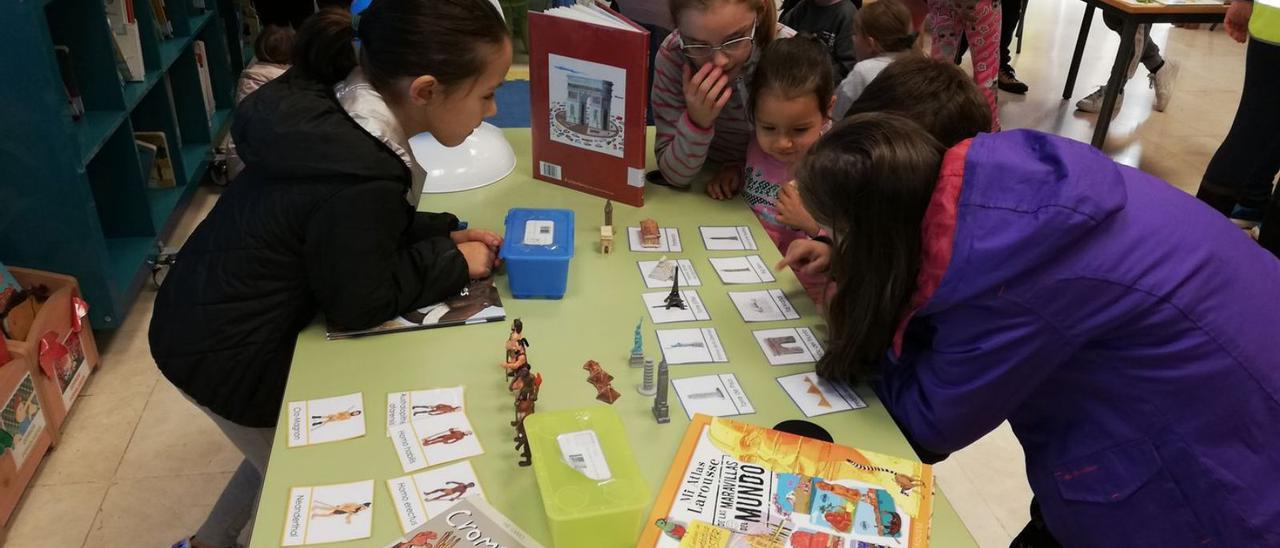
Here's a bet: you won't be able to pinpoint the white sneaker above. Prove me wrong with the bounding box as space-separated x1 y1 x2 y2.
1149 60 1179 112
1076 86 1124 115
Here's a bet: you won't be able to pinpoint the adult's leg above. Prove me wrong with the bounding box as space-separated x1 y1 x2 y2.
191 400 275 547
1199 39 1280 215
963 0 1002 129
999 0 1019 70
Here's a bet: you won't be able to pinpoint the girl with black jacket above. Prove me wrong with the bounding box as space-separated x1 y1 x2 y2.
152 2 512 546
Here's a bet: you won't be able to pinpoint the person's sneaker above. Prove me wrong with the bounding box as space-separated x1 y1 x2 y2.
997 66 1029 94
1149 60 1180 112
1075 86 1124 115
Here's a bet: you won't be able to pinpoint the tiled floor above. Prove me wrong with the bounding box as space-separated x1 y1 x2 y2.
4 2 1248 546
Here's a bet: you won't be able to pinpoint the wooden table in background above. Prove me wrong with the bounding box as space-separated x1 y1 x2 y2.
1064 0 1228 147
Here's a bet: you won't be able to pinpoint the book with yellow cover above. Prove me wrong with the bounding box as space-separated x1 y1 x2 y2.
639 415 934 548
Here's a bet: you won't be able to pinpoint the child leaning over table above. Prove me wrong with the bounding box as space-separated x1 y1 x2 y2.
742 36 836 307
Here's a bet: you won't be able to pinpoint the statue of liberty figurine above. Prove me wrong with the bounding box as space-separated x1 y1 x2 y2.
629 318 644 367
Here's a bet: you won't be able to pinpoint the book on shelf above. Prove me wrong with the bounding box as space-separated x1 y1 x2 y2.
151 0 173 38
194 40 216 124
53 46 84 122
326 278 506 340
104 0 145 82
136 140 158 184
135 132 176 188
529 2 649 207
639 415 936 547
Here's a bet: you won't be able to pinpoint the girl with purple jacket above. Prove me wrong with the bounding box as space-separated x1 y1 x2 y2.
796 113 1280 546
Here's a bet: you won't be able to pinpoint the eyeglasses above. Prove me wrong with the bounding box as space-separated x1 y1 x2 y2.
679 20 757 60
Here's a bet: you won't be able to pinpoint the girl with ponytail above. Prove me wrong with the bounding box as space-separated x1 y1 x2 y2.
153 2 511 547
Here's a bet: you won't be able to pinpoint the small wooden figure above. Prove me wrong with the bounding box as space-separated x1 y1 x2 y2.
604 199 614 228
600 225 614 254
652 359 670 423
583 360 621 404
640 218 661 248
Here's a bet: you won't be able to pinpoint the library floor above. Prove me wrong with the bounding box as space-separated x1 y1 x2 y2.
4 2 1247 546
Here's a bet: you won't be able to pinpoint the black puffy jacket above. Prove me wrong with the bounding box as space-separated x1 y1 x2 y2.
150 70 469 427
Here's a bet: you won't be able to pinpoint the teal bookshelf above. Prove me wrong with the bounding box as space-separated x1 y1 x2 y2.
0 0 253 329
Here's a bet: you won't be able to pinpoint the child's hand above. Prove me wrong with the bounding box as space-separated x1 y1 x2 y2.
682 63 733 130
457 241 497 279
451 229 503 251
776 239 833 275
776 182 821 235
706 164 744 200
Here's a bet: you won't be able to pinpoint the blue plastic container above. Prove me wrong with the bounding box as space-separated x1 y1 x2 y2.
500 208 575 299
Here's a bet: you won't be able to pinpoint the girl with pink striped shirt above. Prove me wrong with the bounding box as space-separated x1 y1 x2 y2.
650 0 793 198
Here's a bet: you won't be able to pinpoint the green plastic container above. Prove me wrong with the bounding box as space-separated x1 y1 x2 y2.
524 406 651 548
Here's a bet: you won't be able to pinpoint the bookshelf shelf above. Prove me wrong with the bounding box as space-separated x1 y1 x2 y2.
75 110 128 167
0 0 250 330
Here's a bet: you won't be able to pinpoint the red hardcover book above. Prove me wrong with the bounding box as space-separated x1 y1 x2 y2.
529 3 649 207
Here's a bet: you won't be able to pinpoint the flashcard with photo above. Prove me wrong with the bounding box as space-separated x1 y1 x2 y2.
671 373 755 419
753 327 824 365
286 392 366 448
643 290 710 324
709 255 776 284
776 372 867 417
282 480 375 546
728 289 801 322
628 226 682 252
656 328 728 365
386 387 465 436
699 226 758 251
386 461 486 533
389 413 484 473
637 258 701 289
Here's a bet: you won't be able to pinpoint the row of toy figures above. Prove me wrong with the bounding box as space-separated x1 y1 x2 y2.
504 319 539 467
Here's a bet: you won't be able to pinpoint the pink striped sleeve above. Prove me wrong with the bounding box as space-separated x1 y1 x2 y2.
651 32 713 186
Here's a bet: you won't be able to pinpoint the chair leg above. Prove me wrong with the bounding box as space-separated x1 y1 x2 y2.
1016 0 1029 54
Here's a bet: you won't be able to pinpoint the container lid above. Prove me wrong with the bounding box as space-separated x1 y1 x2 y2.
500 208 576 260
525 406 651 520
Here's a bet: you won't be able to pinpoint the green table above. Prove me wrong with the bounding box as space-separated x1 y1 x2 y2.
250 129 976 547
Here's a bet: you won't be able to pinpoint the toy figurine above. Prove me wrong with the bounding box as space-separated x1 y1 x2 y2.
649 256 677 282
502 319 530 380
514 421 532 467
512 371 541 427
509 319 530 350
663 266 686 310
652 359 670 423
583 360 621 404
638 358 657 396
604 199 613 228
600 225 614 254
629 318 645 368
640 218 661 248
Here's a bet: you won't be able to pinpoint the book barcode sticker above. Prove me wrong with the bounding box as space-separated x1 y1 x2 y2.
523 220 555 246
556 430 611 481
627 167 645 188
539 161 562 180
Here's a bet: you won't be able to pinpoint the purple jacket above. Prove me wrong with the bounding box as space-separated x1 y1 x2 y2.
875 130 1280 546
